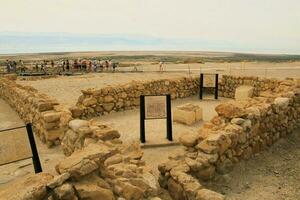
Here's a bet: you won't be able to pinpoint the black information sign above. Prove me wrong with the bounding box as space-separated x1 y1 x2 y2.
199 73 219 100
0 123 42 173
140 94 172 143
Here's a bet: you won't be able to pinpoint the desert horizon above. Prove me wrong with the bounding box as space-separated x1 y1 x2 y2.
1 0 300 200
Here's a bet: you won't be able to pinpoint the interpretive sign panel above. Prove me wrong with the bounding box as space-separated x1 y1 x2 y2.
140 95 172 143
203 74 216 87
0 127 31 165
199 73 219 100
145 96 167 119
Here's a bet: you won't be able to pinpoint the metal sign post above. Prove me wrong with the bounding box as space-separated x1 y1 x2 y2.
140 94 173 143
26 123 42 173
0 123 42 173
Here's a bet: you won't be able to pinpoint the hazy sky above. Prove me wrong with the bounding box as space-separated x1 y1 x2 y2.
0 0 300 53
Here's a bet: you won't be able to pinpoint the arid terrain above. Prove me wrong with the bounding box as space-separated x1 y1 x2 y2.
0 51 300 199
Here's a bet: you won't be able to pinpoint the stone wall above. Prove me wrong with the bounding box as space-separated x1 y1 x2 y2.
72 77 199 118
158 76 300 200
0 77 72 147
218 75 290 98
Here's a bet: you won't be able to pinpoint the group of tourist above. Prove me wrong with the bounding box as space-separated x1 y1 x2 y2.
4 59 119 74
4 59 26 73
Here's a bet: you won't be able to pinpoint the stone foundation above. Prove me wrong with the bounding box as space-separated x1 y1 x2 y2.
0 77 72 147
159 76 300 200
0 118 161 200
74 77 199 119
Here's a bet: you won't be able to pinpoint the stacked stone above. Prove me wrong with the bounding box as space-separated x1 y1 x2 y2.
0 77 72 147
158 76 300 200
1 117 162 200
61 119 122 156
219 75 282 98
73 77 199 118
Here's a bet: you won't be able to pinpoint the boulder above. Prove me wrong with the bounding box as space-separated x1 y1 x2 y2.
215 103 244 119
103 103 115 112
69 106 84 118
42 111 61 123
53 183 77 200
93 128 120 141
274 97 289 109
69 119 90 132
74 183 114 200
179 133 199 147
82 97 97 107
56 143 117 179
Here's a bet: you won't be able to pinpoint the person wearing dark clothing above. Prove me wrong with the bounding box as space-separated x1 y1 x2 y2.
5 60 11 73
66 60 70 71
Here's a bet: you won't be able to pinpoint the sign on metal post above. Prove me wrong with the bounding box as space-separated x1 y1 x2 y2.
0 123 42 173
199 73 219 100
140 94 172 143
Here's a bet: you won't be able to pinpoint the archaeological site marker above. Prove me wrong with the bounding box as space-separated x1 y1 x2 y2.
0 123 42 173
140 94 173 143
199 73 219 100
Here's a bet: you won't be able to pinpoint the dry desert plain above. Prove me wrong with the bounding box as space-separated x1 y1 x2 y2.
0 51 300 199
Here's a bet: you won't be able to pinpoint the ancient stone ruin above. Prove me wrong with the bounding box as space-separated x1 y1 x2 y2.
0 74 299 200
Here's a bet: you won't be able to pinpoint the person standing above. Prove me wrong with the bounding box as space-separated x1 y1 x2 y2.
19 60 25 73
159 61 163 71
62 60 65 72
35 62 39 72
51 60 54 68
41 62 46 73
12 61 17 72
66 60 70 71
5 60 11 73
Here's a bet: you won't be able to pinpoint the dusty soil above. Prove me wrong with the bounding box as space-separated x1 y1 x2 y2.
204 128 300 200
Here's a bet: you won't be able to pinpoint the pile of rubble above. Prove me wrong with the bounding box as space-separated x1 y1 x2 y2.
72 77 199 118
158 77 300 200
0 118 161 200
0 77 72 147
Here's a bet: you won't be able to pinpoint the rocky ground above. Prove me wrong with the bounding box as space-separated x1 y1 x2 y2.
205 128 300 200
2 92 300 199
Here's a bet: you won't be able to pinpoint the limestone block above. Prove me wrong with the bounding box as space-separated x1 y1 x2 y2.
42 111 61 123
173 103 203 125
235 85 254 100
45 128 63 141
